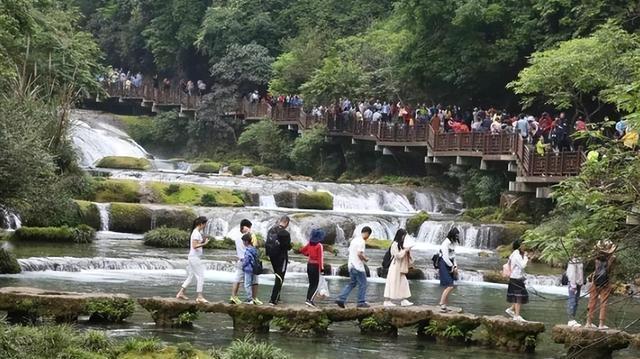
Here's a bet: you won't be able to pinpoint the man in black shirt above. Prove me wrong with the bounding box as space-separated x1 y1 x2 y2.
266 216 292 305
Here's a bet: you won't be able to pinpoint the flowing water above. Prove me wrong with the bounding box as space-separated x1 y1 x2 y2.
0 208 21 231
3 109 638 357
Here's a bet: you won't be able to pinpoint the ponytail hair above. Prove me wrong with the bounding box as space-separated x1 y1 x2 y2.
192 216 208 231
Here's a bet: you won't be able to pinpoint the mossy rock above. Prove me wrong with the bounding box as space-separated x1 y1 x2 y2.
144 228 189 248
252 165 271 176
0 248 21 274
271 314 331 337
359 314 397 336
12 226 95 243
96 156 151 170
483 270 510 284
206 237 236 250
462 206 500 222
149 182 245 207
192 161 222 173
337 263 371 277
274 191 296 208
227 162 244 175
297 191 333 210
496 223 531 246
552 325 632 359
89 178 141 203
406 211 429 235
86 298 136 323
110 203 152 234
73 200 100 230
365 238 391 250
154 208 197 229
376 267 425 280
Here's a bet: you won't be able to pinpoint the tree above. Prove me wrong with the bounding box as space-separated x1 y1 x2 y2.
210 43 274 96
290 125 328 175
509 24 640 119
300 57 367 105
237 120 290 165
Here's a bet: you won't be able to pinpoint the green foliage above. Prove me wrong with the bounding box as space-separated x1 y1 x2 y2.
290 125 328 175
96 156 151 170
296 192 334 210
120 337 162 354
177 311 199 327
109 203 152 234
422 320 470 340
227 163 244 176
165 184 181 196
209 335 289 359
365 239 391 250
251 165 271 177
13 225 95 244
85 298 135 323
120 112 188 152
0 247 21 274
447 167 507 208
175 342 198 359
143 228 188 248
85 178 141 203
149 182 246 207
210 43 274 95
509 23 640 118
82 330 112 354
206 237 236 250
406 211 430 235
193 162 222 174
238 121 291 165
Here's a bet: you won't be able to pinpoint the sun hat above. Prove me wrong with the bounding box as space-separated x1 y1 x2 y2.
310 228 326 244
595 240 617 254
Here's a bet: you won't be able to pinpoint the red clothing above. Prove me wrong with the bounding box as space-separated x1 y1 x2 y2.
300 243 324 270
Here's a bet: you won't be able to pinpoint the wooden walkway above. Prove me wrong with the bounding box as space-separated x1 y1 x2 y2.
95 85 586 196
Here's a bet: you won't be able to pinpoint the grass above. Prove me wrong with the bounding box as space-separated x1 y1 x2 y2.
365 238 391 250
12 225 95 243
89 178 141 203
149 182 245 207
96 156 152 170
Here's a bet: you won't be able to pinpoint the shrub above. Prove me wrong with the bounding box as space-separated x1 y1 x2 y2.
0 247 21 274
206 237 236 250
237 120 291 165
73 200 100 229
296 191 333 210
210 335 289 359
193 162 222 173
119 337 162 354
109 203 152 234
365 238 391 250
251 165 271 176
200 193 218 206
227 162 244 175
86 298 136 323
406 211 429 235
149 182 245 207
96 156 151 170
143 228 189 248
12 226 95 243
176 342 198 359
82 330 112 353
164 184 181 195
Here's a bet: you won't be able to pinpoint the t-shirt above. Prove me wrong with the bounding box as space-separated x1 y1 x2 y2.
348 237 366 272
234 233 258 260
189 229 203 257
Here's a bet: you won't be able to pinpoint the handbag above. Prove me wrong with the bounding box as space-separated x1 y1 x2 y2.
502 259 511 278
317 275 330 299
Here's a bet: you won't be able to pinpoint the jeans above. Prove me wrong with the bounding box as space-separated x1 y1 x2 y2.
338 267 367 304
269 255 288 304
567 285 581 320
244 272 256 302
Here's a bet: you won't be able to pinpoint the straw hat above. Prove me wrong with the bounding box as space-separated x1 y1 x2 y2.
595 240 617 254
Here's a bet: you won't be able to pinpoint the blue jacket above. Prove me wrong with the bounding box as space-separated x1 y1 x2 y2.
243 246 258 274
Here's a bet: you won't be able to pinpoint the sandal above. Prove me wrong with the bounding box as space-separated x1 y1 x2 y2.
176 293 189 300
195 297 210 304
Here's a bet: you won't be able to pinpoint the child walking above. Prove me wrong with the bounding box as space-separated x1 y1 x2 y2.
242 233 260 305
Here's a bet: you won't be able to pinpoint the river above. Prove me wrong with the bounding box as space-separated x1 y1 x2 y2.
1 110 638 358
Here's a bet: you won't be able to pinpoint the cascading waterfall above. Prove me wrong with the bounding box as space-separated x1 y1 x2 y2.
96 203 110 231
259 195 277 209
205 218 230 238
1 209 22 230
414 221 499 249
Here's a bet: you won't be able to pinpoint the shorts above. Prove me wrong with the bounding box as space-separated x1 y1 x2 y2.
234 261 244 283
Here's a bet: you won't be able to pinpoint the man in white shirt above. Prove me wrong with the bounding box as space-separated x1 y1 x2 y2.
336 226 371 308
230 219 262 305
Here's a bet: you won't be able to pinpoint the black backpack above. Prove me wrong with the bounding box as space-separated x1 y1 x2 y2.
265 226 281 257
431 253 440 269
381 247 393 270
594 259 609 288
252 250 263 275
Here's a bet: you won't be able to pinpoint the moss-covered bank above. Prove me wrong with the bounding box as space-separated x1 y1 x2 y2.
73 200 101 229
406 211 429 235
274 191 334 210
109 204 195 234
96 156 151 170
0 248 21 274
12 225 96 243
143 228 235 249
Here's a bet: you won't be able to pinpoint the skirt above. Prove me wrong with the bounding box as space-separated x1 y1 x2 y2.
438 258 455 287
506 278 529 304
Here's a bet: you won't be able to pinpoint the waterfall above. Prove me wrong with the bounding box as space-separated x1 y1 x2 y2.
414 221 499 249
1 208 22 231
96 203 110 231
259 195 277 209
381 192 414 212
150 212 157 230
205 218 230 238
17 257 237 272
241 166 252 176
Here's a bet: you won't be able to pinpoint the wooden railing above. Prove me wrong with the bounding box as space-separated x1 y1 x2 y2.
515 136 585 177
103 81 201 110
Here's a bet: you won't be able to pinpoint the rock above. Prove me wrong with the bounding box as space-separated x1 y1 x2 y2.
296 191 333 210
0 248 21 274
359 313 398 336
479 315 545 353
110 203 152 233
274 191 296 208
96 156 151 170
73 200 100 230
12 226 95 244
500 192 530 214
153 207 197 229
482 270 510 284
552 325 632 359
406 267 426 280
246 192 260 207
406 211 429 235
337 263 371 277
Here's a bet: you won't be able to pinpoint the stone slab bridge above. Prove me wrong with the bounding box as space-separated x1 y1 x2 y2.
0 287 638 357
94 84 586 197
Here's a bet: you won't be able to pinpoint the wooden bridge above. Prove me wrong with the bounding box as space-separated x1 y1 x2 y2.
95 85 586 197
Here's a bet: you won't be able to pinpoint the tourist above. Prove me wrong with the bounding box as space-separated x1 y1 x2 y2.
336 226 372 308
516 114 529 140
566 256 584 327
585 240 617 329
152 74 159 100
300 228 325 307
242 233 260 305
615 119 627 139
187 80 194 96
438 227 460 313
383 229 414 307
197 80 206 96
230 219 261 305
621 126 639 149
505 239 529 322
266 216 292 306
536 137 549 156
176 216 210 304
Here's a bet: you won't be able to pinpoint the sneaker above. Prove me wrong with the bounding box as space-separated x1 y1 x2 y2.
268 301 276 306
505 307 515 318
585 323 597 329
400 300 413 307
244 300 255 305
357 303 370 308
253 298 263 305
383 301 396 307
335 300 345 308
598 325 609 330
513 315 526 322
229 296 241 305
305 300 316 308
567 320 581 328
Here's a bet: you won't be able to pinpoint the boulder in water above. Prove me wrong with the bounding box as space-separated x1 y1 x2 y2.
406 211 429 235
192 161 222 174
338 263 371 277
73 200 100 230
0 248 21 274
552 324 632 359
274 191 296 208
110 203 153 233
377 267 424 280
297 192 333 210
96 156 151 170
12 225 95 243
482 270 510 284
479 315 545 353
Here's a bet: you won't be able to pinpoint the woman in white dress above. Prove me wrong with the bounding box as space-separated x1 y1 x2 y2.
176 216 210 303
383 229 414 307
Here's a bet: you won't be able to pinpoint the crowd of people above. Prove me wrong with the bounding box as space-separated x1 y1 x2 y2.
176 216 620 329
100 67 209 100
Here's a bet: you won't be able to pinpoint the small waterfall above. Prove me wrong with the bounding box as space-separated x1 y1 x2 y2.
415 221 500 249
205 218 229 238
1 208 22 231
241 166 252 176
150 212 157 230
259 195 277 209
381 192 414 212
96 203 110 231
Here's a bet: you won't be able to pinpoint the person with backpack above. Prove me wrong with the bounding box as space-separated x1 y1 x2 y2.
585 240 617 329
336 226 372 308
230 219 261 305
566 256 584 327
176 216 210 304
266 216 292 306
505 239 529 321
383 229 414 307
242 233 260 305
438 227 460 313
300 228 325 307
